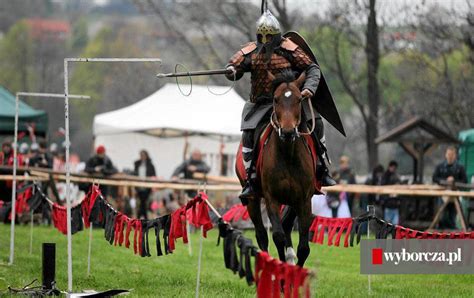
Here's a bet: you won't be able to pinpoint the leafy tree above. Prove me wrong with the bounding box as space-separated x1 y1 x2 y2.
70 28 115 128
71 17 89 51
0 21 34 92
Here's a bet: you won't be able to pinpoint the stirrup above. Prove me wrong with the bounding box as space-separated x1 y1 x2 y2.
321 173 337 186
239 180 257 204
317 165 336 186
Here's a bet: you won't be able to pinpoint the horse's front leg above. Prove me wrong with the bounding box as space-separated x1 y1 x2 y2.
295 198 312 267
282 206 297 264
247 197 268 251
266 200 286 262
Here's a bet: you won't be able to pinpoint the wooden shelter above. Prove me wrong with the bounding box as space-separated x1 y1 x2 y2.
375 117 460 183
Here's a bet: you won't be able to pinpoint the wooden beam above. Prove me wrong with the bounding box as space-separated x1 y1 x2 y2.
323 184 474 198
28 171 241 191
0 175 48 181
193 173 240 184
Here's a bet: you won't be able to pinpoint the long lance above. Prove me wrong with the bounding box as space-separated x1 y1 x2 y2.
156 68 232 78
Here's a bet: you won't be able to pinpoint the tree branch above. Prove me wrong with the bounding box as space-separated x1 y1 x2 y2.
333 30 368 122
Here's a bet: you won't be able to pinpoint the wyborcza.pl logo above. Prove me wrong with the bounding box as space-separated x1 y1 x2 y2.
371 247 462 265
361 239 473 274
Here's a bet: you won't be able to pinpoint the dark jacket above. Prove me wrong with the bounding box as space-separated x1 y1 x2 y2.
29 152 53 168
337 168 356 185
335 167 356 201
172 159 210 180
381 170 401 209
85 155 117 176
432 161 467 184
133 159 156 194
364 174 383 205
133 159 156 177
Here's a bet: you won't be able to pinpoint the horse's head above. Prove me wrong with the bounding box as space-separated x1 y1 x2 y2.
269 70 306 142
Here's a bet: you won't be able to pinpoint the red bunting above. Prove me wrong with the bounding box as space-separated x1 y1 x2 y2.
395 226 474 239
169 192 214 252
186 192 213 237
255 251 311 298
168 206 188 252
309 216 353 247
125 218 143 255
14 186 33 217
222 204 249 222
81 185 101 228
51 203 67 235
114 212 129 246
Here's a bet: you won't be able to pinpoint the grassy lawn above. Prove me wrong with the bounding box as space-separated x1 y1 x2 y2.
0 225 473 297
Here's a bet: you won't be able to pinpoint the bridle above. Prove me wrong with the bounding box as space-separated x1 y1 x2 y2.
270 93 316 138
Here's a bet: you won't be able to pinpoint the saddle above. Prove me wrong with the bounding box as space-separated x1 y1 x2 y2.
235 124 321 194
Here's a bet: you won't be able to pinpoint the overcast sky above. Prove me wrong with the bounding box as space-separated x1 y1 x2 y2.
91 0 470 22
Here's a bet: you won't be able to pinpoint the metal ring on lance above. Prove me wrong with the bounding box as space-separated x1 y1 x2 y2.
175 63 192 97
174 63 236 97
206 69 236 96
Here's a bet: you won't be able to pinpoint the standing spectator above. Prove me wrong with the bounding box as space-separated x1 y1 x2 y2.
85 145 117 197
364 164 385 206
333 155 356 215
49 143 58 157
53 146 66 172
19 143 29 155
432 147 467 229
85 145 117 176
0 140 21 202
133 150 156 219
28 140 52 168
1 140 25 166
381 161 401 224
172 149 210 197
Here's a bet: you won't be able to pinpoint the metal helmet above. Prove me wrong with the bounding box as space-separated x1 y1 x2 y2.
256 10 281 45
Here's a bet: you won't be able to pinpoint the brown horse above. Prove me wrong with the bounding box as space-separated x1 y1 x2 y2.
237 70 316 267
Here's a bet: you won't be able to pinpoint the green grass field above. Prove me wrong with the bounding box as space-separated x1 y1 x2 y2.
0 225 473 297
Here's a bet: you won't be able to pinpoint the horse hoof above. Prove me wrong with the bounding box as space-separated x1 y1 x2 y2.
285 247 297 265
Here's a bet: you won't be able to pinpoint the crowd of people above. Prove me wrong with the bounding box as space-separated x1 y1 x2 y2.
1 137 471 229
0 138 212 221
324 147 469 229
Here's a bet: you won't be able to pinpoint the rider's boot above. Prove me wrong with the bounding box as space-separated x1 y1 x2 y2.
311 125 337 186
239 165 257 205
317 159 336 186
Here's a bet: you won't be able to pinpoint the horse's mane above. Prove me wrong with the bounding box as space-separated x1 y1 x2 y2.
271 69 296 91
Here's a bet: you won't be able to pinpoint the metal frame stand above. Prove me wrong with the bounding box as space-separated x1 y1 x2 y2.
9 92 89 266
63 58 161 292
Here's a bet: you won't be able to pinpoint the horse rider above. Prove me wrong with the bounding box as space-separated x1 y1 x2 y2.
225 10 338 203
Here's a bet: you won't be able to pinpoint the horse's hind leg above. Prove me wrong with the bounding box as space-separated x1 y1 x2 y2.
247 197 268 251
295 199 312 267
266 200 286 262
282 206 297 264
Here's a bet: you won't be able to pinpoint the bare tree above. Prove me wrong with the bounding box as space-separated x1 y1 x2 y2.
398 2 474 134
365 0 380 168
310 0 383 169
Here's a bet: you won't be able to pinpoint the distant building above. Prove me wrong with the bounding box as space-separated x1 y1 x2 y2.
383 31 417 50
24 18 70 42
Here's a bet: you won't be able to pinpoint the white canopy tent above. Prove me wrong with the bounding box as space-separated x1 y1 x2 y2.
93 83 245 178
